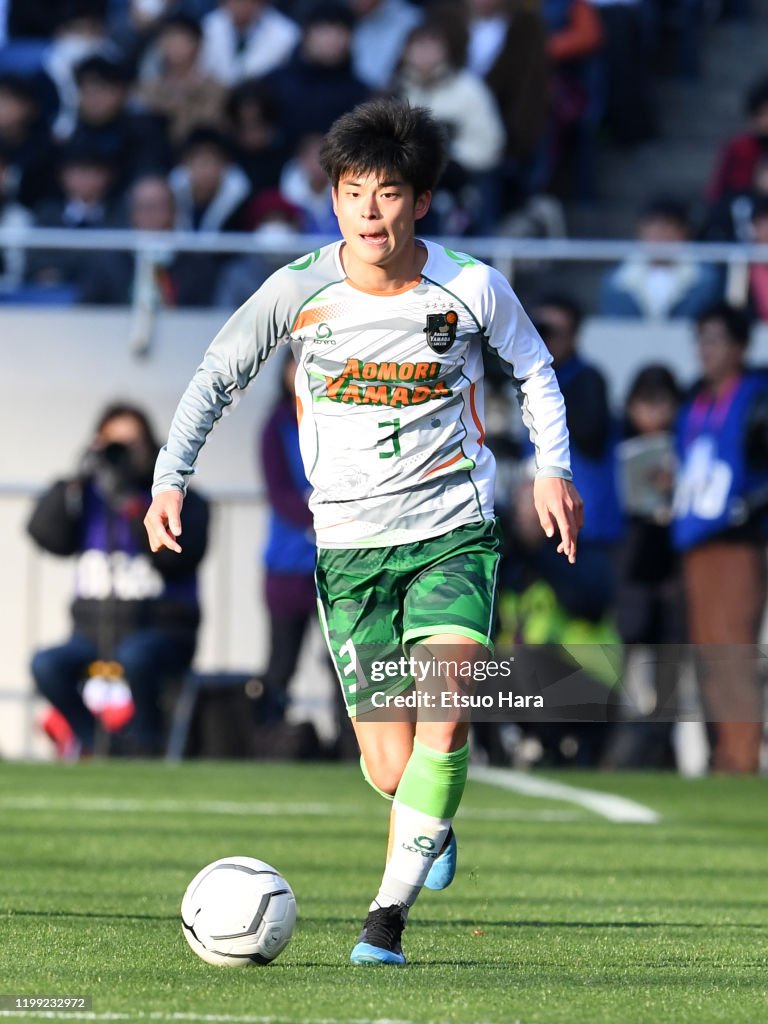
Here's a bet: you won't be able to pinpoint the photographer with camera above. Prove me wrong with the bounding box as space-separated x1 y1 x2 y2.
28 403 209 758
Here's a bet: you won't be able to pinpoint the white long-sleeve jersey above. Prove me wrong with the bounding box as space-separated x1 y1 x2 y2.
153 239 571 548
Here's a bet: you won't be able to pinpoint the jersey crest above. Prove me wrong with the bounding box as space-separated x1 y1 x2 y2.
424 310 458 353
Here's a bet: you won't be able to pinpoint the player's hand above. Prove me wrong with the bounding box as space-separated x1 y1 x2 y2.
144 490 184 554
533 477 584 564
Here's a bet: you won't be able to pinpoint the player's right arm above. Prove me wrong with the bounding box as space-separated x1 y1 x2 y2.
145 268 298 553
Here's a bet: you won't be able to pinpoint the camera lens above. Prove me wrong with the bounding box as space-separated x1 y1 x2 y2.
101 442 130 467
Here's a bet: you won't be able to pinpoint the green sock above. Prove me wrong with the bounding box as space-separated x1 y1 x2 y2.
372 739 469 909
395 738 469 818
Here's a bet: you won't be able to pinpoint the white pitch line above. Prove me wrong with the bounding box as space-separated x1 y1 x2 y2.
0 796 585 823
0 797 337 817
469 767 661 824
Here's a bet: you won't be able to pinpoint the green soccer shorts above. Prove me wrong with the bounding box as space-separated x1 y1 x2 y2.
315 518 502 718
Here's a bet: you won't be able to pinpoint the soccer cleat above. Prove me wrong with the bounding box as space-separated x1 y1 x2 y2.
424 827 457 891
350 904 407 965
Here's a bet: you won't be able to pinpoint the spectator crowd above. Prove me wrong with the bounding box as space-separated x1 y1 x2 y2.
9 0 767 773
0 0 759 312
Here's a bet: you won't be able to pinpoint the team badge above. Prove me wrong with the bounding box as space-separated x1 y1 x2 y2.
424 310 458 353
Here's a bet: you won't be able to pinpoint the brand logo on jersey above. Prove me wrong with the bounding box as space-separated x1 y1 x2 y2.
424 310 458 353
287 249 321 271
311 323 335 345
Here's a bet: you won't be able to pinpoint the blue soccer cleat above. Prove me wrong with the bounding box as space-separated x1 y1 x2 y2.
350 904 407 965
424 827 457 891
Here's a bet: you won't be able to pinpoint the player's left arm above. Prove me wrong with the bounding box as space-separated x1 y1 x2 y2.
532 475 583 564
480 266 583 561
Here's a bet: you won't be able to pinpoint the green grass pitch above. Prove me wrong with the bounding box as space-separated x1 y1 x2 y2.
0 760 766 1024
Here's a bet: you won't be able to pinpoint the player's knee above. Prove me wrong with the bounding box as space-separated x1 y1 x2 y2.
364 759 403 797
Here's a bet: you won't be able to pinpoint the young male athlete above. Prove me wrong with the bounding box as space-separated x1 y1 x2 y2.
145 99 582 965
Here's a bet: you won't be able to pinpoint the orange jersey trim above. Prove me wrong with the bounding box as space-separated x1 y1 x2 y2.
468 382 485 446
423 450 463 479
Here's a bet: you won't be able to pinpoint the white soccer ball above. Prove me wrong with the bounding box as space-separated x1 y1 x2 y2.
180 856 296 966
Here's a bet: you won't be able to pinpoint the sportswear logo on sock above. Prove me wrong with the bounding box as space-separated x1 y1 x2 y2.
401 835 439 858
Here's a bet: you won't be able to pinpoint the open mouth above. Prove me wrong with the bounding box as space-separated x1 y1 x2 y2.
360 232 388 246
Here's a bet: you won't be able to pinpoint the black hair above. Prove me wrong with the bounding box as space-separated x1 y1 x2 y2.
57 137 117 169
404 9 469 71
74 54 133 87
179 126 232 160
746 75 768 118
93 402 160 452
696 301 753 348
532 291 585 334
638 195 690 228
226 78 280 126
319 98 448 197
301 1 355 29
0 73 39 103
157 12 203 39
626 364 682 406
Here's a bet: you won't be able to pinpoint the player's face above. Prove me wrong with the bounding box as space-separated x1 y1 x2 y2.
332 172 431 280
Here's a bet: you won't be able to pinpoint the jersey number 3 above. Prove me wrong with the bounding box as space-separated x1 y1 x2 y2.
378 418 401 459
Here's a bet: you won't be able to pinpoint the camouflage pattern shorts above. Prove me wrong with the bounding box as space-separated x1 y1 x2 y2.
315 518 502 717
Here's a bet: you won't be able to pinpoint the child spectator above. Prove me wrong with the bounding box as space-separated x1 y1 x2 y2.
599 197 723 319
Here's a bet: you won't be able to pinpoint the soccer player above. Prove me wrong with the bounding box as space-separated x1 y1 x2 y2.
145 98 582 965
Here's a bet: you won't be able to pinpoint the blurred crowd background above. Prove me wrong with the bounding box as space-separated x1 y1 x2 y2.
0 0 763 305
3 0 768 774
